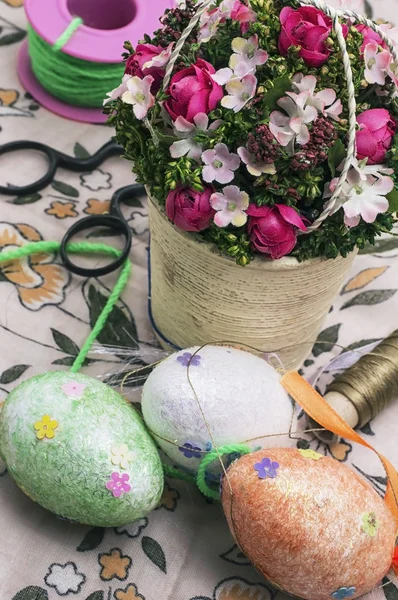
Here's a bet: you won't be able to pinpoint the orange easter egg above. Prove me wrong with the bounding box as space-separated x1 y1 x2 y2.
221 448 396 600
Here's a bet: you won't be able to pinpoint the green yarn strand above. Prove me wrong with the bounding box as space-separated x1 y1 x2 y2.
70 258 131 373
196 444 252 500
53 17 83 52
27 25 125 108
0 241 131 373
162 463 195 483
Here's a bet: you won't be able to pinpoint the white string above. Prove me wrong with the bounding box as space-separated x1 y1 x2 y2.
163 0 214 91
161 0 398 232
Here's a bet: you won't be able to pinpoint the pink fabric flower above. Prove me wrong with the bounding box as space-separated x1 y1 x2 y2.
356 109 396 164
164 59 224 123
166 186 215 232
279 6 347 68
202 143 240 184
247 204 307 259
124 43 173 94
62 380 86 398
121 75 155 120
363 41 392 86
210 185 249 227
221 74 257 113
106 472 132 498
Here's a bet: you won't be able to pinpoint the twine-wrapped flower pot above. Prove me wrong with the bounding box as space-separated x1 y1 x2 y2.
149 198 356 369
107 0 398 370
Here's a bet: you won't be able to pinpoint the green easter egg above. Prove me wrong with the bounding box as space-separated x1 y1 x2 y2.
0 371 164 527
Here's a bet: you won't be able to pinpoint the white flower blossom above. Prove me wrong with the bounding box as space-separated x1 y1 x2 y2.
170 113 222 161
292 74 343 121
121 75 155 120
269 92 317 154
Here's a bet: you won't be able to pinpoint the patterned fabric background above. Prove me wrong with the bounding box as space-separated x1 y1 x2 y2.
0 1 398 599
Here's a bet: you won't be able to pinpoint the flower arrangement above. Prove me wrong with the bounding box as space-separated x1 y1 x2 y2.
105 0 398 265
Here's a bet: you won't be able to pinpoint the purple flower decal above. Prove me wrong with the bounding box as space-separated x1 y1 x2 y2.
106 472 132 498
178 442 202 459
176 352 201 367
254 457 280 479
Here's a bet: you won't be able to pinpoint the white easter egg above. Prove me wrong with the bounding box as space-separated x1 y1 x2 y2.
141 346 294 475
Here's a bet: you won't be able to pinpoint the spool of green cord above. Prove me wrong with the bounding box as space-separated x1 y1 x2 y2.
27 24 125 109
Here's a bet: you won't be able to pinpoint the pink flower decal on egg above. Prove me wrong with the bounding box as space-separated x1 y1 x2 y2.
106 472 132 498
62 381 86 398
254 457 279 479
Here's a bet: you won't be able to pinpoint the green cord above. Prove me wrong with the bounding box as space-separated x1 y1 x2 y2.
0 241 131 372
53 17 83 52
27 24 125 108
162 463 195 483
0 242 254 497
196 444 252 500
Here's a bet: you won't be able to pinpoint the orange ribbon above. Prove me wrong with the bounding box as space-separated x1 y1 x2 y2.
281 371 398 571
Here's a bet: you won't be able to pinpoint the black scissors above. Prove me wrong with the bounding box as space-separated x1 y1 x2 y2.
0 139 146 277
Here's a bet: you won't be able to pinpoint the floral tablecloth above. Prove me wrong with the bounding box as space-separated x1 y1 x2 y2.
1 1 398 599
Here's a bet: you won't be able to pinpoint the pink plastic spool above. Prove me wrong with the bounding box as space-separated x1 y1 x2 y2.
18 0 174 123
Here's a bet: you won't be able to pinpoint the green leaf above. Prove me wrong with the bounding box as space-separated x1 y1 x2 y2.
86 285 138 349
263 75 292 110
383 577 398 600
359 237 398 255
52 356 75 366
142 536 167 573
0 30 26 47
74 142 90 159
85 594 104 600
220 544 251 566
387 189 398 213
12 587 49 600
0 364 30 384
51 180 79 198
52 356 95 367
343 338 380 352
77 527 105 552
341 290 396 309
312 324 341 357
51 328 80 356
8 193 42 205
328 139 346 177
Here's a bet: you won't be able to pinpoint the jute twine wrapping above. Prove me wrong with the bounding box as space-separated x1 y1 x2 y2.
148 197 357 369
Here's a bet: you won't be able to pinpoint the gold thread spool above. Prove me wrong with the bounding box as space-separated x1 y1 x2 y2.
309 330 398 443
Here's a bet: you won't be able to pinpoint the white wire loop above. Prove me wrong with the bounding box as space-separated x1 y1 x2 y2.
161 0 398 233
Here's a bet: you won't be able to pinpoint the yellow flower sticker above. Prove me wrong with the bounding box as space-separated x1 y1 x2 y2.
110 444 134 469
362 512 380 538
34 415 58 439
298 449 323 461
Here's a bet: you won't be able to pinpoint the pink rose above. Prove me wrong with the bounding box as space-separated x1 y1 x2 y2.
125 44 167 93
279 6 347 68
166 186 215 232
356 108 396 165
247 204 307 259
164 59 224 123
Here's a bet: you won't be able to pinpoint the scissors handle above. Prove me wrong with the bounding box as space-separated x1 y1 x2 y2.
60 215 132 277
0 140 124 196
0 140 58 196
55 140 124 172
